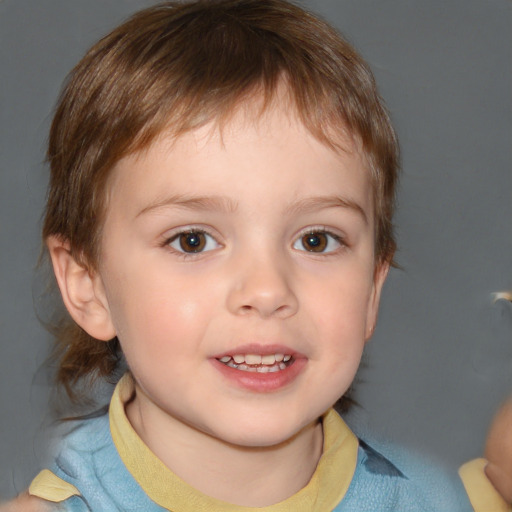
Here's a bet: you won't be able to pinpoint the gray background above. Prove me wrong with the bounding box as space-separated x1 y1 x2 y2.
1 0 511 501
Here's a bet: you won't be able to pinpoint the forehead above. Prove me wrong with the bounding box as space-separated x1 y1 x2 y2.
118 99 366 174
102 107 373 245
127 81 366 163
104 97 373 225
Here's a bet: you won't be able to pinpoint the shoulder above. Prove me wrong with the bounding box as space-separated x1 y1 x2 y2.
25 415 114 509
0 493 54 512
340 437 473 511
54 413 112 463
357 438 407 478
33 412 158 511
49 413 117 486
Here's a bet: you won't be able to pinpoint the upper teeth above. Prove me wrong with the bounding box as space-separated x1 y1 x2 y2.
219 354 292 365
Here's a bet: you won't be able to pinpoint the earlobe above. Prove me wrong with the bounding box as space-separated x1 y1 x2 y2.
46 236 116 341
365 262 390 341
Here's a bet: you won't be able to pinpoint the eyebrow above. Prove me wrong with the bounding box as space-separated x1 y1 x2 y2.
284 196 369 224
136 193 368 224
135 194 238 218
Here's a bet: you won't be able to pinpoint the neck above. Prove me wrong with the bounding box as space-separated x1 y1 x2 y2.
126 389 324 507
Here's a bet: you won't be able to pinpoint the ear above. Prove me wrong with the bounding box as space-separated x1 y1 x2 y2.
365 261 390 341
46 236 116 341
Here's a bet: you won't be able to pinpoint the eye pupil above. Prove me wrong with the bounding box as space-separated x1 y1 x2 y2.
302 232 327 252
180 232 206 252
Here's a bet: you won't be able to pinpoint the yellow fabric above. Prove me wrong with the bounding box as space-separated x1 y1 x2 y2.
30 374 510 511
28 469 80 502
459 458 511 512
110 373 359 511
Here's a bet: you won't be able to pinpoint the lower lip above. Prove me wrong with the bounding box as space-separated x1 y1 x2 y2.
211 357 307 393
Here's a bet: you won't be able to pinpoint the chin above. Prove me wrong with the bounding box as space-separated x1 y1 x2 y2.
212 414 320 449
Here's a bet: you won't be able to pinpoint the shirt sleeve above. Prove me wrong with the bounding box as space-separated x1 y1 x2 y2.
459 458 511 512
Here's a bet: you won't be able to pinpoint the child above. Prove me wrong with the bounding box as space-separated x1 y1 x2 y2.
2 0 510 510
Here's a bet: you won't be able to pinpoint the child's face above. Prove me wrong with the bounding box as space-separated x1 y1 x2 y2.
95 101 388 447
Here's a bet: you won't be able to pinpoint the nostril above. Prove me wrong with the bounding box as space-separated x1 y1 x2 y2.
227 278 299 319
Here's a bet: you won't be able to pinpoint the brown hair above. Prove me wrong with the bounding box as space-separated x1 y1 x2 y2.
43 0 399 403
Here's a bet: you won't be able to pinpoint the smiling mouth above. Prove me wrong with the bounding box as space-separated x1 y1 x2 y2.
216 353 293 373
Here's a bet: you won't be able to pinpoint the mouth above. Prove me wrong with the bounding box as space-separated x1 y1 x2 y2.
216 353 294 373
212 347 305 392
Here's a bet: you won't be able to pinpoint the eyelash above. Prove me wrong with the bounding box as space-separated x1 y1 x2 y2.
292 227 346 254
161 226 346 258
162 227 220 258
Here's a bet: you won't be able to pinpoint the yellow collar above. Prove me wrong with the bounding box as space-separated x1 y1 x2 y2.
110 374 358 511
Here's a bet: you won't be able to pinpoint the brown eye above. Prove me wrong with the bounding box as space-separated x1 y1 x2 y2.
178 232 206 252
301 232 328 252
167 230 219 255
293 230 343 254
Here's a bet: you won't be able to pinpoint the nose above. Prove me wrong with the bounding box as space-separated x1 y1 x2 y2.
225 252 299 319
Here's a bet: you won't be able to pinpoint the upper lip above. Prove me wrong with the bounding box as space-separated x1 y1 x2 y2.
212 343 301 359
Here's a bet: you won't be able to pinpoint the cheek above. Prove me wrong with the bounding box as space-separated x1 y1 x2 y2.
304 271 373 388
107 271 218 358
307 272 374 331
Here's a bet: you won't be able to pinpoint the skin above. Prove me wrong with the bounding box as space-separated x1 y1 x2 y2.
47 99 388 507
0 494 53 512
485 399 512 504
6 100 510 509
